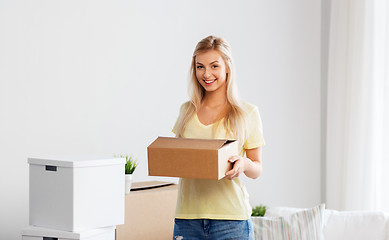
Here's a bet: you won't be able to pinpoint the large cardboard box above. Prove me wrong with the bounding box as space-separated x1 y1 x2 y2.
147 137 238 180
21 225 116 240
116 181 178 240
28 156 125 232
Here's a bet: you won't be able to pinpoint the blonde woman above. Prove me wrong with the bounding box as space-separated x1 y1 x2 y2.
172 35 265 240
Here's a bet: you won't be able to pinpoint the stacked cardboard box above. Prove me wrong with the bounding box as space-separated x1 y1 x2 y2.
22 156 125 240
116 181 178 240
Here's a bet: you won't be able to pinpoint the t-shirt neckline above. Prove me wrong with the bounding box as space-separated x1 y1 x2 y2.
195 114 224 127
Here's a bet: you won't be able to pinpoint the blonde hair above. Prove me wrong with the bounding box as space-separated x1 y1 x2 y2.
175 35 247 145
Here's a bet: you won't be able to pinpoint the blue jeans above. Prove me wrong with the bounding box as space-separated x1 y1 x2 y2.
173 218 254 240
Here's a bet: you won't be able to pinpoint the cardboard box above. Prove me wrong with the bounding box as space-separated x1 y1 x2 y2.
21 225 116 240
115 181 178 240
147 137 238 180
28 156 125 232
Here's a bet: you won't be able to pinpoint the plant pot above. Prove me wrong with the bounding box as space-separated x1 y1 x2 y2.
125 174 133 194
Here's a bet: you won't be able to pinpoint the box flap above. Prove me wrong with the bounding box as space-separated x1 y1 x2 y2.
28 155 125 168
149 137 231 150
131 181 175 191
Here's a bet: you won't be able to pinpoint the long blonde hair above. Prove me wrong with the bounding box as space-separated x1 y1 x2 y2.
175 35 247 145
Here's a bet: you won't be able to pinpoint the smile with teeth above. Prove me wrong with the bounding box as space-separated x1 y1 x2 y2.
204 79 216 84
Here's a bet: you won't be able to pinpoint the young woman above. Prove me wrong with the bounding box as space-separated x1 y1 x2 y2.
172 35 265 240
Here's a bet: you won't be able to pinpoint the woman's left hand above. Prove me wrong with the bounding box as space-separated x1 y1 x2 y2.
225 156 247 180
225 148 263 180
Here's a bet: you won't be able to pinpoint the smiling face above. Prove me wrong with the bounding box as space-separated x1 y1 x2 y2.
195 50 229 94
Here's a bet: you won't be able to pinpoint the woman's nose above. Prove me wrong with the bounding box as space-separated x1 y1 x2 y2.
204 68 211 78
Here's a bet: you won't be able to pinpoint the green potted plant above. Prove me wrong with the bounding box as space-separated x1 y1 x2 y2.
118 155 138 194
251 204 267 217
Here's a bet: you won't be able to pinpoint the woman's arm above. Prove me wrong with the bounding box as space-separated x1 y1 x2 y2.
224 147 262 180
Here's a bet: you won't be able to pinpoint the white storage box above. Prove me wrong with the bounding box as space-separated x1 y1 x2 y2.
28 156 125 232
21 225 116 240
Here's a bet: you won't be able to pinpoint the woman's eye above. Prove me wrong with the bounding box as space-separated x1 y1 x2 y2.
211 65 218 68
196 65 204 69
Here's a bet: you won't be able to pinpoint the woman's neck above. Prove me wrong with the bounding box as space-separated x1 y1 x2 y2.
202 87 228 108
197 88 230 125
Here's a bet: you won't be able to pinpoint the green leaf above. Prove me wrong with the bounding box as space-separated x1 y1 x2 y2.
117 154 138 175
251 204 267 217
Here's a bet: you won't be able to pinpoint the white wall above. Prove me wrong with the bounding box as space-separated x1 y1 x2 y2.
0 0 321 239
321 0 331 208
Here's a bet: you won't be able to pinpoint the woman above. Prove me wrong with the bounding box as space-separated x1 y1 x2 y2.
172 35 265 240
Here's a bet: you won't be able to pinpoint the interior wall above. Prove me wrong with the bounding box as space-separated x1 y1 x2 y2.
321 0 331 205
0 0 321 239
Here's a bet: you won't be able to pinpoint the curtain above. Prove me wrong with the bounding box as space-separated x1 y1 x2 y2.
326 0 389 211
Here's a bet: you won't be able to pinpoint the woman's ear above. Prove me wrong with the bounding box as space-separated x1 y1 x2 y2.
226 65 230 79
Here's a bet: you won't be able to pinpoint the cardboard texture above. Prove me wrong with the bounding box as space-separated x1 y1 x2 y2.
147 137 238 180
115 181 178 240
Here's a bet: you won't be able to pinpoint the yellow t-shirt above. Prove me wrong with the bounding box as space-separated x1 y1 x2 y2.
172 101 265 220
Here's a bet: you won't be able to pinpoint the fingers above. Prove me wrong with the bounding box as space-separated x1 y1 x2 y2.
225 165 240 180
228 155 240 163
225 171 240 180
224 173 239 180
225 156 244 180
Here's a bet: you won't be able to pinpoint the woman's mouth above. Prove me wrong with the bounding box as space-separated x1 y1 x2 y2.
204 79 216 85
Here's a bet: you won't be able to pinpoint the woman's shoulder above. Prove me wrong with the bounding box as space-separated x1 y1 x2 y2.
176 101 194 117
179 101 191 112
239 100 258 114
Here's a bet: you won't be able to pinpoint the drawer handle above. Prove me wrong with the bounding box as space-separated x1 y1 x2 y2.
45 165 57 172
43 237 58 240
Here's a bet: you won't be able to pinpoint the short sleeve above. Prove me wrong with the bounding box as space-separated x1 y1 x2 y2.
172 119 179 135
243 106 265 150
172 102 190 135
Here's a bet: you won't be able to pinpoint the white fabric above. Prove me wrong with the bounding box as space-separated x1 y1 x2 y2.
326 0 389 211
253 205 325 240
323 209 389 240
264 206 389 240
265 206 308 218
